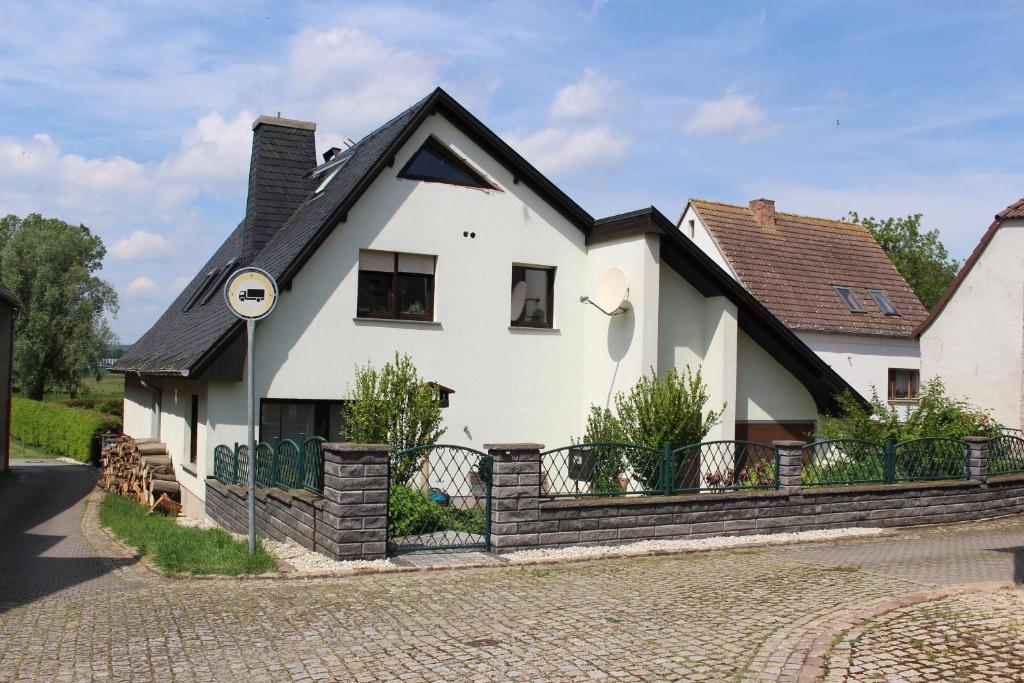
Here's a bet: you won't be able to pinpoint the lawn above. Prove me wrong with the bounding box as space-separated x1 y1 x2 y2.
99 493 277 575
42 370 125 403
9 438 63 460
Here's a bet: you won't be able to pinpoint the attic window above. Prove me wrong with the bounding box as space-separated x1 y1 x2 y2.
834 286 867 313
398 137 496 189
868 289 900 316
183 269 218 312
201 258 238 306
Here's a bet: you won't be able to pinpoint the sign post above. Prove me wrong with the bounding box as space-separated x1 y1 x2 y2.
224 267 278 554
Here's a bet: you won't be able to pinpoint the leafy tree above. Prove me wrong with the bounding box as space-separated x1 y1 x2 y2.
847 212 960 311
0 214 118 400
342 352 445 484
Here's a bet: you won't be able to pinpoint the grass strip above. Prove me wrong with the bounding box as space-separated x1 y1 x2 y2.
99 493 277 575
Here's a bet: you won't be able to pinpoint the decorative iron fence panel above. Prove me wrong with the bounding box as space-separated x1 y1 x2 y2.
671 440 778 493
802 439 887 487
211 437 325 493
892 437 969 482
990 434 1024 476
540 443 663 497
387 444 491 555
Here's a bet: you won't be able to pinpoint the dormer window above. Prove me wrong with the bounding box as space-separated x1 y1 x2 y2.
868 289 899 316
398 137 496 189
834 286 866 313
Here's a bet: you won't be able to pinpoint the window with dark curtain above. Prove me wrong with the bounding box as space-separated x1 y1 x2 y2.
189 395 199 465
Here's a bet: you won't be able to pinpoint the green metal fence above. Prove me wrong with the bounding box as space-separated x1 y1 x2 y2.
540 440 778 498
213 436 326 493
990 434 1024 475
802 437 970 486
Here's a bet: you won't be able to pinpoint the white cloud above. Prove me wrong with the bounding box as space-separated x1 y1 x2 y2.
110 230 173 261
550 68 619 121
684 91 780 141
505 124 630 175
124 276 159 296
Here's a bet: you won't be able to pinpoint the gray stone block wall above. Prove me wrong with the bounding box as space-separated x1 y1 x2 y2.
204 442 389 561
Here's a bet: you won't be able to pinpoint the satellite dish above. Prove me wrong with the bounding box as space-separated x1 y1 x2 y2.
594 267 629 313
510 280 528 321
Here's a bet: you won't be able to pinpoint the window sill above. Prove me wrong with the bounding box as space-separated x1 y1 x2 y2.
887 399 919 405
508 326 560 334
180 464 197 477
353 317 442 328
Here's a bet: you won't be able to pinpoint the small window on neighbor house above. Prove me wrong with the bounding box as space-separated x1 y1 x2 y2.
688 219 695 239
398 137 495 189
868 289 899 316
357 250 435 321
834 286 867 313
888 369 919 401
510 266 554 328
189 395 199 465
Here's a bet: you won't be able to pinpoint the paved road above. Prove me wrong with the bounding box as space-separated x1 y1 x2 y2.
1 461 1022 682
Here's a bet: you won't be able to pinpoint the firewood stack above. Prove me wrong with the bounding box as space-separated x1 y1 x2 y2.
101 435 182 515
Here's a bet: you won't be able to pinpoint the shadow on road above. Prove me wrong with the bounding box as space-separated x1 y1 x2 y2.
0 462 138 610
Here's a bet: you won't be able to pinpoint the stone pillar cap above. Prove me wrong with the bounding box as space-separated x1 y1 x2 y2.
773 440 807 448
322 442 390 451
484 443 544 451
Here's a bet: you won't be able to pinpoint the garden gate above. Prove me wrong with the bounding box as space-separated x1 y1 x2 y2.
387 444 492 555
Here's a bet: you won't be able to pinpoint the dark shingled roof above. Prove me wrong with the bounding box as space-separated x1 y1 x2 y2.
687 199 928 338
915 196 1024 337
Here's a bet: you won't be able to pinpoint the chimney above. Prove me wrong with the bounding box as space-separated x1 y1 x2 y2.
242 115 317 264
749 198 776 227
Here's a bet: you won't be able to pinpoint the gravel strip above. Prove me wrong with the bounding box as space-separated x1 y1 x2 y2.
504 527 886 564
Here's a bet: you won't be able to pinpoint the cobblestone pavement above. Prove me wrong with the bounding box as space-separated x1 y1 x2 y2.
2 462 1024 682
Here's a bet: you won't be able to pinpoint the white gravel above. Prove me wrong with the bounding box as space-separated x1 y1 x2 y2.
175 515 399 575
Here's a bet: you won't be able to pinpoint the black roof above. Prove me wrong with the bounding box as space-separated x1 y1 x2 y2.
114 87 859 412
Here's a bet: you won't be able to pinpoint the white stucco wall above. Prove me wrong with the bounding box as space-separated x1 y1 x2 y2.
798 331 920 407
678 204 737 279
736 330 817 422
122 374 156 439
921 219 1024 426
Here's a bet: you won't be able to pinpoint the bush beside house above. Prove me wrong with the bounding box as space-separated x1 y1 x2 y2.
11 397 120 462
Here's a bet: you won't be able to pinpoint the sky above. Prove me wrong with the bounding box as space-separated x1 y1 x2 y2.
1 1 1023 342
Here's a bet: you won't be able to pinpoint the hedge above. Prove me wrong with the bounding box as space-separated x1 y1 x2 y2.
11 397 121 462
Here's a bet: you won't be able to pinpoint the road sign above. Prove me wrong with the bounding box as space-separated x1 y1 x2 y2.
224 268 278 320
223 267 279 554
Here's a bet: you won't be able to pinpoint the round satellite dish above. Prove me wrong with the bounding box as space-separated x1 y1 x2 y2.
510 280 528 320
594 267 629 312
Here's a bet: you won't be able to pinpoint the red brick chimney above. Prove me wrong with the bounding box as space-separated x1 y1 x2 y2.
749 198 776 227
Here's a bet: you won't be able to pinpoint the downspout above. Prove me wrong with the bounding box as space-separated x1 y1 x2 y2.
137 372 161 439
3 304 19 473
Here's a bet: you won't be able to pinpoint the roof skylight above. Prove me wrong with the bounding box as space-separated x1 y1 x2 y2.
868 289 899 316
834 286 867 313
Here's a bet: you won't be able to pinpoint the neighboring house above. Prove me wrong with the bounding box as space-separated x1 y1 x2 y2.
113 88 855 516
917 198 1024 428
0 282 20 472
678 199 929 416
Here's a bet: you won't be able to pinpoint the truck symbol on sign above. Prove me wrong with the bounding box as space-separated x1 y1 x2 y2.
239 288 266 303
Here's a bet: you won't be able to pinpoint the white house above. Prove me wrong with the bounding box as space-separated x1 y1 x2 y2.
678 199 928 422
917 198 1024 428
114 89 855 516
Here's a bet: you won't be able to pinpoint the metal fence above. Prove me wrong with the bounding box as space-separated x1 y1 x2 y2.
213 436 326 493
802 437 970 486
540 440 778 499
990 433 1024 476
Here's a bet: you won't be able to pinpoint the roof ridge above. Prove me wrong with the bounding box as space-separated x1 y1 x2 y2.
690 197 863 229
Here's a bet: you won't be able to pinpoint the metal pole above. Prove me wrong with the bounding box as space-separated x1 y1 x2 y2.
247 317 256 554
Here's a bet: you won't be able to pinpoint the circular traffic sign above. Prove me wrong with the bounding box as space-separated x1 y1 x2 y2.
224 267 278 320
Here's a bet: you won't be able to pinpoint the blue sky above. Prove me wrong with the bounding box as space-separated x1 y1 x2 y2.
2 1 1023 341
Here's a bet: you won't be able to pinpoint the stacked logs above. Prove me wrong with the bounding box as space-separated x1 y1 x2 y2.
101 435 182 514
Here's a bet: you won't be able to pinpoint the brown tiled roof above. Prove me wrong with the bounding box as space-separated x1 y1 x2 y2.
689 199 928 337
914 196 1024 337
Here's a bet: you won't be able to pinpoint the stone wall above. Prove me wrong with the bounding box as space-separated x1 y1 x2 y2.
205 442 388 561
486 438 1024 553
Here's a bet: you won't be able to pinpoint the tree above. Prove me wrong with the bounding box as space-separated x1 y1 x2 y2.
341 352 446 483
0 214 118 399
847 212 960 311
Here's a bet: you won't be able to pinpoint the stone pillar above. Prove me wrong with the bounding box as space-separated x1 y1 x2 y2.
486 443 543 554
773 440 805 494
965 436 990 483
317 443 389 561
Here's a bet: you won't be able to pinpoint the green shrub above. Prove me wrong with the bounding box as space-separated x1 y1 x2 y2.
64 396 123 417
817 379 1002 443
11 397 120 462
388 484 485 539
573 406 628 495
99 493 275 575
342 353 445 484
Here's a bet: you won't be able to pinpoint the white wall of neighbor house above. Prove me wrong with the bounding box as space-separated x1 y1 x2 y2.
798 331 920 410
921 219 1024 427
677 205 737 279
